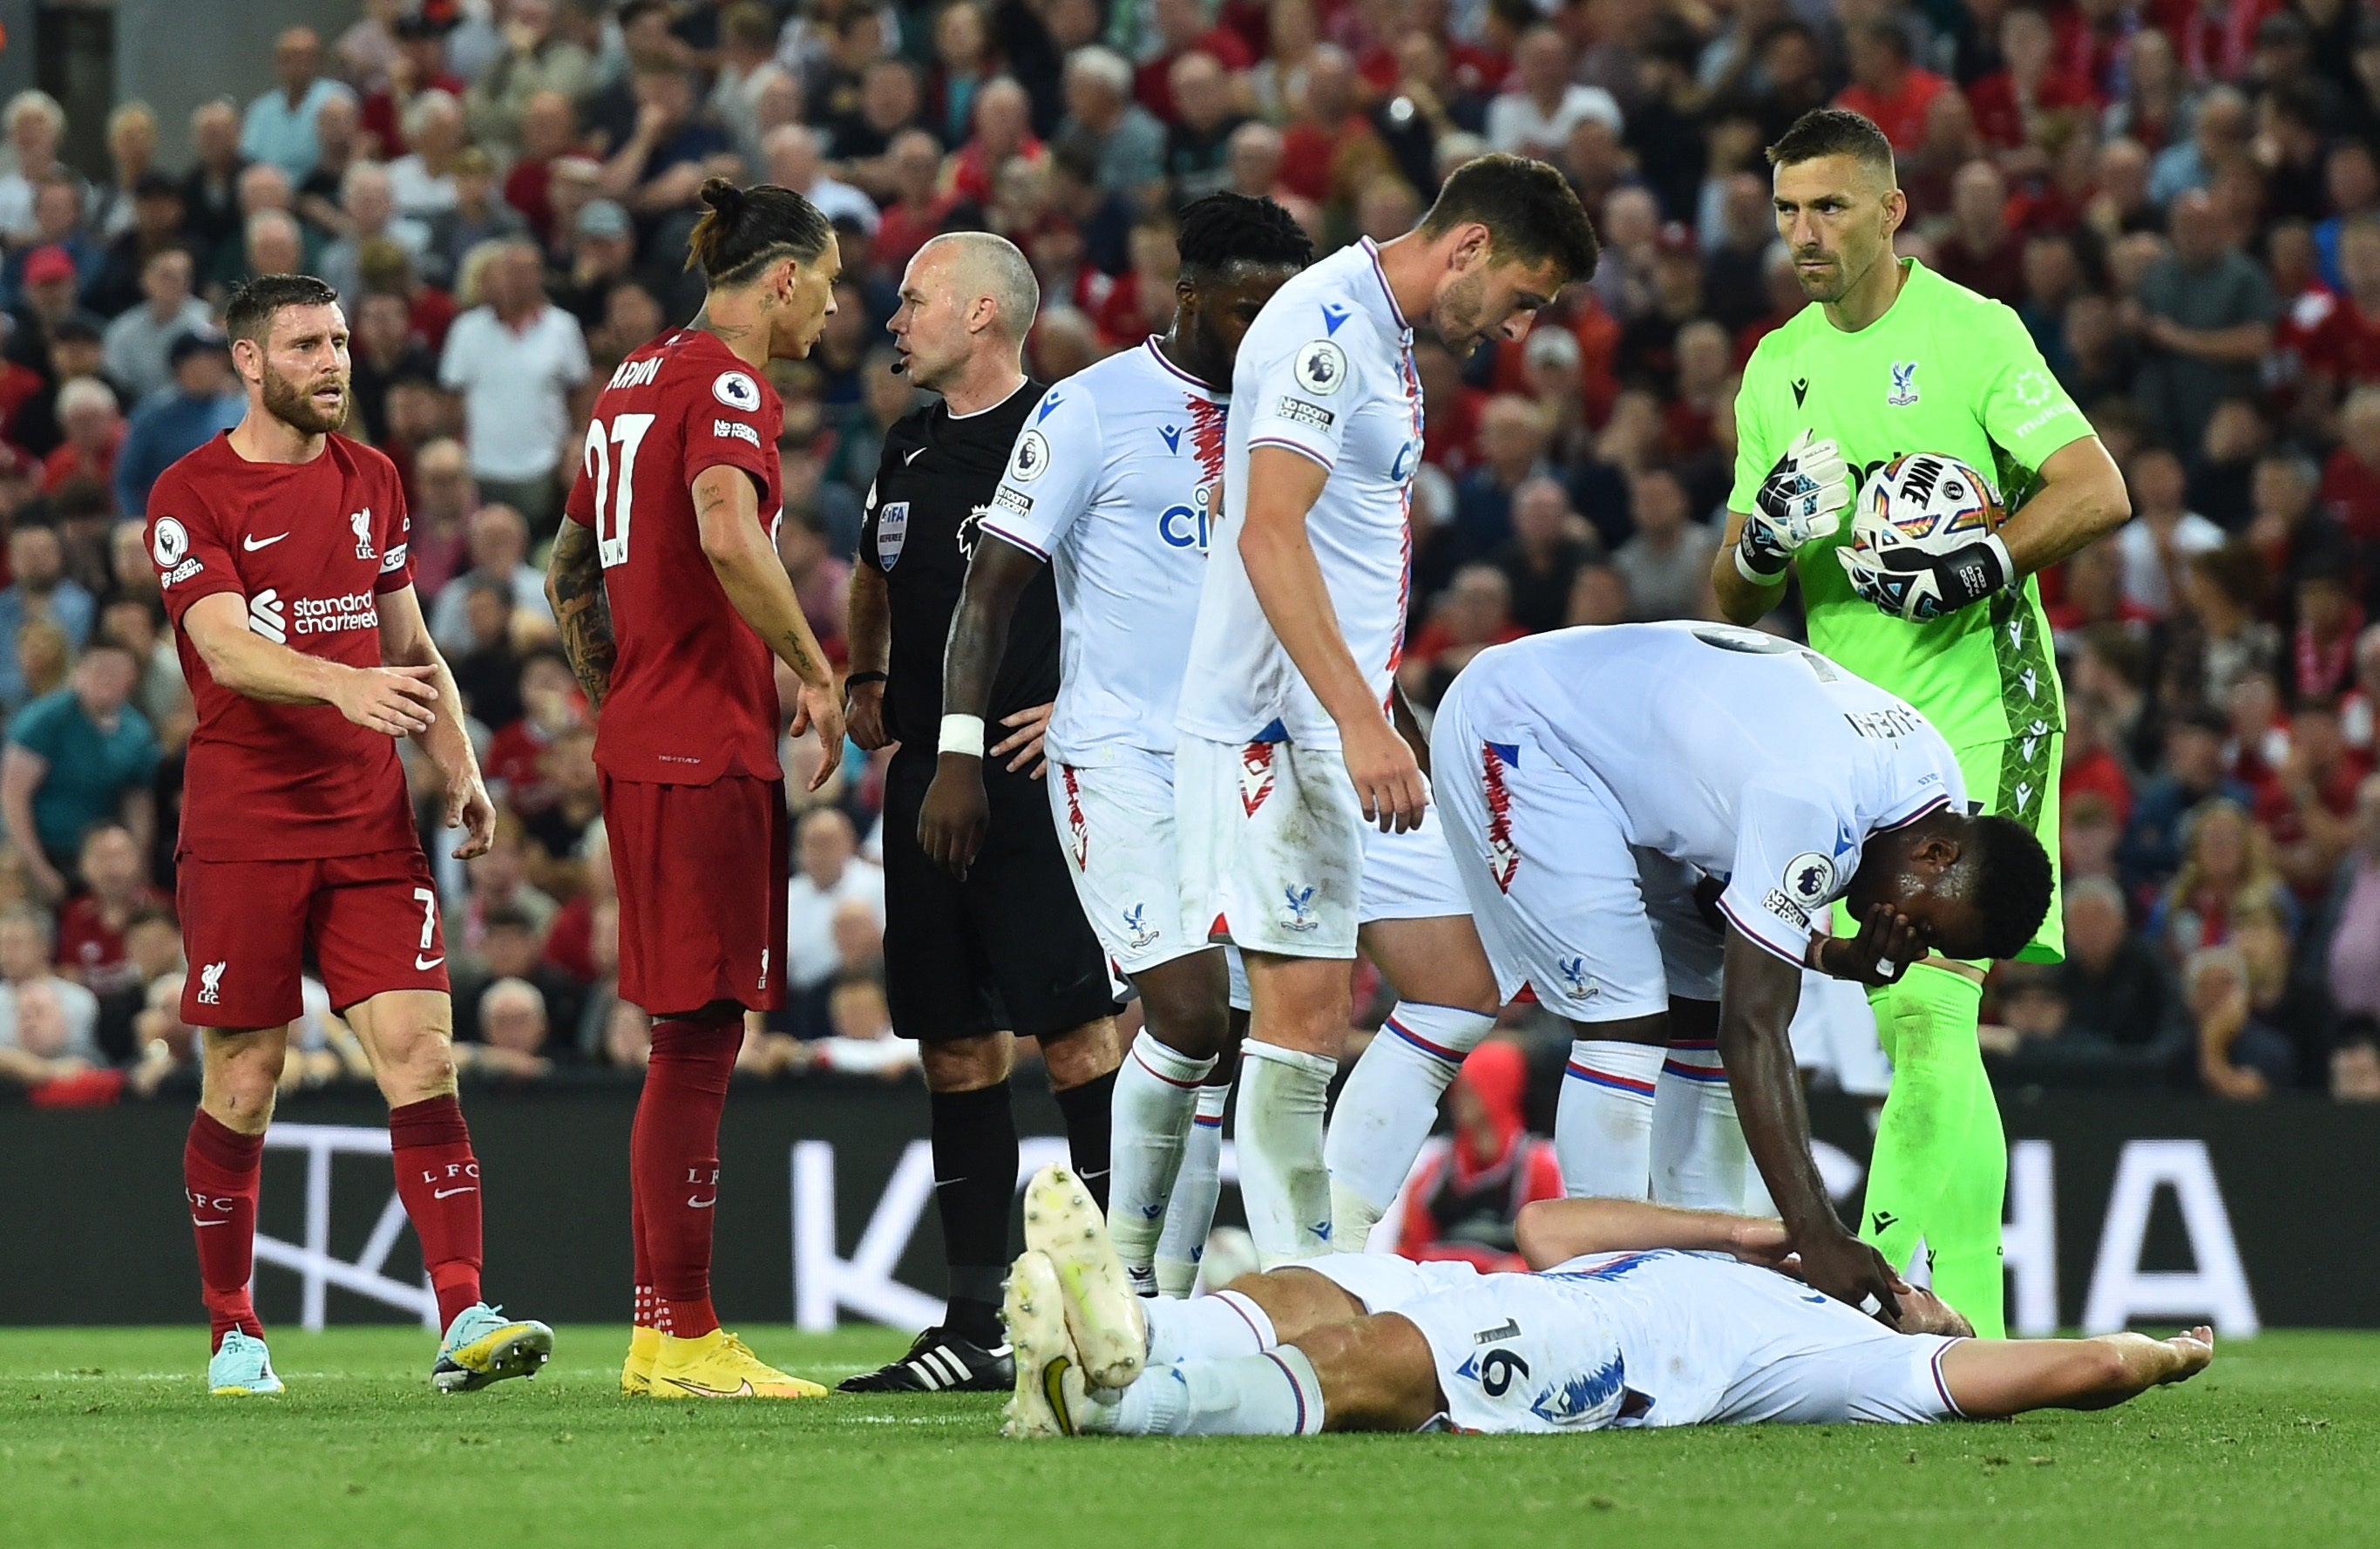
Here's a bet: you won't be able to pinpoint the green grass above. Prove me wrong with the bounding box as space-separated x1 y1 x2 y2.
2 1326 2374 1548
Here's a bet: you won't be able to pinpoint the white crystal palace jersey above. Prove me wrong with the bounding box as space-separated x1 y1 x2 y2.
1175 237 1426 751
980 338 1228 763
1453 622 1967 964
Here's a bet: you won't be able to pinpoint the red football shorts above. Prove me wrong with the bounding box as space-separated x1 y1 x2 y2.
601 772 790 1016
178 847 452 1029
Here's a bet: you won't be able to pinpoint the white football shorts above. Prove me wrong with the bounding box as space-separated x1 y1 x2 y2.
1048 747 1213 977
1177 732 1363 959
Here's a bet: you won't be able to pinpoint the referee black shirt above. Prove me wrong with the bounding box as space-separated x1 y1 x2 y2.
858 380 1058 745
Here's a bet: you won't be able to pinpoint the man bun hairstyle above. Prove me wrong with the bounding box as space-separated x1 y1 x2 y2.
1421 152 1600 285
1964 813 2055 961
686 176 832 286
1766 106 1897 185
1175 190 1313 279
224 273 341 348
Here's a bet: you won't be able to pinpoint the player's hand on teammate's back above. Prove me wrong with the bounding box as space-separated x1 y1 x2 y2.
845 679 892 751
791 680 846 791
334 664 440 737
918 758 990 880
445 771 498 859
1343 712 1427 833
993 702 1053 778
1742 429 1851 580
1817 905 1930 987
1798 1227 1908 1328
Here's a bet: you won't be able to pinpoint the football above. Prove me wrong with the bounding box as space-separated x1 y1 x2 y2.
1847 452 2006 565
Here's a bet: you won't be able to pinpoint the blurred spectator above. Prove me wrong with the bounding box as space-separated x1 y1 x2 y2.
2122 713 2255 891
811 977 921 1077
763 123 878 231
451 815 559 968
431 504 557 656
458 976 556 1082
1402 564 1523 705
54 823 164 999
464 0 597 154
2115 445 2225 617
1935 160 2024 306
506 92 586 247
787 807 885 998
243 27 356 182
438 240 588 529
2336 1028 2380 1100
0 92 75 245
100 249 210 404
1451 395 1550 556
44 380 123 499
1989 878 2189 1084
1611 468 1716 622
1485 26 1619 161
389 89 467 221
2327 386 2380 540
116 332 244 520
403 437 476 599
2131 189 2278 454
319 163 432 314
1834 22 1947 153
454 903 584 1050
2187 943 2293 1098
0 904 102 1075
3 642 158 900
1493 475 1601 635
1394 1041 1563 1268
0 522 93 706
1059 46 1163 205
2158 798 2297 956
181 99 249 270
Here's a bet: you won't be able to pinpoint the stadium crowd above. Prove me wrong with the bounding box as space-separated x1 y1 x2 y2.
1 0 2379 1114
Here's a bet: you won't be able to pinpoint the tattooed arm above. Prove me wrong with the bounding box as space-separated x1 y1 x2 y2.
544 519 617 711
691 463 845 789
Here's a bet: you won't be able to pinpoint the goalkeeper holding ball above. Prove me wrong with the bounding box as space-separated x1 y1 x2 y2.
1711 109 2131 1338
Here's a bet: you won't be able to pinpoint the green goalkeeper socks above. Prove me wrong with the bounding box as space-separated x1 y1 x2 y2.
1858 963 2006 1339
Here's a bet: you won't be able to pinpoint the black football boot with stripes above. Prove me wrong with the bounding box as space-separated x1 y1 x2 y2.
836 1326 1015 1394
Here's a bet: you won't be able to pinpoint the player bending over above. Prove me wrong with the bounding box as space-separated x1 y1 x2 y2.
1429 622 2051 1315
546 179 846 1399
1001 1165 2211 1437
151 274 550 1396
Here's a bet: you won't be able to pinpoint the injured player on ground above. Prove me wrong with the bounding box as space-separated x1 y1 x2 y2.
1000 1165 2212 1437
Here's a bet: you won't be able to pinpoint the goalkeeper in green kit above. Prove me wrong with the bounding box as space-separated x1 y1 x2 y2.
1711 109 2131 1338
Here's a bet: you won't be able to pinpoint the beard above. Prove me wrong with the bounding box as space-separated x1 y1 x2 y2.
261 363 348 436
1429 269 1491 355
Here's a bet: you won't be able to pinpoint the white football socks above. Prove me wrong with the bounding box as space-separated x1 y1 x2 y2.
1095 1349 1326 1436
1234 1041 1336 1267
1154 1082 1228 1297
1107 1032 1217 1287
1554 1039 1660 1198
1143 1287 1276 1365
1324 1002 1496 1249
1650 1039 1757 1211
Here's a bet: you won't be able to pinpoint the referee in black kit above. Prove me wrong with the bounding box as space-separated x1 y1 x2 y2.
838 232 1122 1393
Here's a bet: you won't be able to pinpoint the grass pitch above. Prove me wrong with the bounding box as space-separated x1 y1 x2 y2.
3 1325 2374 1548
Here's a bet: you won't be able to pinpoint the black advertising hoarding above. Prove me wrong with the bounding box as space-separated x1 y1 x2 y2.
3 1083 2370 1330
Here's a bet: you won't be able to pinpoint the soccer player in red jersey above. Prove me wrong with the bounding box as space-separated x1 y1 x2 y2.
546 179 847 1400
148 275 552 1396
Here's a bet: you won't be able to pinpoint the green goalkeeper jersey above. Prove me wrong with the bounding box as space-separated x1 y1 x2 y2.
1730 257 2092 751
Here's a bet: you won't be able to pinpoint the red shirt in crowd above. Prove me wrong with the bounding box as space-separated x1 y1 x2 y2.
147 432 420 861
2325 444 2380 541
1134 33 1256 123
561 328 784 786
2305 295 2380 392
1834 68 1948 151
1965 68 2097 149
57 887 168 995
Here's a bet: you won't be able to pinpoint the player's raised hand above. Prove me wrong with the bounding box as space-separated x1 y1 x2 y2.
1818 904 1930 987
1740 429 1851 581
1343 712 1427 833
845 677 892 751
918 758 990 880
1798 1226 1909 1328
993 702 1053 778
334 664 439 737
446 770 498 859
792 679 845 791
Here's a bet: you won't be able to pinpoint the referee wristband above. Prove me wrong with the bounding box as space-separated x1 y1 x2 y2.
938 713 986 758
844 670 887 689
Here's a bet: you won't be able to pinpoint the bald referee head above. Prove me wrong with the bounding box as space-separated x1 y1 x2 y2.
888 231 1040 406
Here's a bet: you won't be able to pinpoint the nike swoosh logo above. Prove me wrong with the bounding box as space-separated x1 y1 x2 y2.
415 955 445 971
688 1196 717 1209
433 1186 477 1199
192 1218 232 1227
904 446 926 464
243 533 288 551
663 1376 753 1396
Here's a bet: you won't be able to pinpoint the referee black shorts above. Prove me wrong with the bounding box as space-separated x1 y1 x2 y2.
878 747 1119 1043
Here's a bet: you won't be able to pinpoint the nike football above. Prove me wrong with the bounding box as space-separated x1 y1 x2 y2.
1847 452 2005 566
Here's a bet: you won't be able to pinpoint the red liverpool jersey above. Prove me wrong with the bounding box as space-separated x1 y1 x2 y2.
148 432 419 861
563 328 784 785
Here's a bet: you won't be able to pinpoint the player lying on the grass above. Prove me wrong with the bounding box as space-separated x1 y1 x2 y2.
1001 1166 2212 1438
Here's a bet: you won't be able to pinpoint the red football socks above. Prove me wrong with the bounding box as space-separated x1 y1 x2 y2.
634 1017 741 1339
629 1099 665 1334
390 1095 485 1330
185 1110 264 1352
